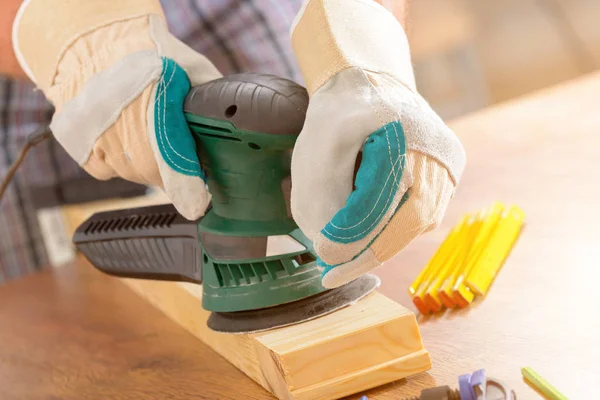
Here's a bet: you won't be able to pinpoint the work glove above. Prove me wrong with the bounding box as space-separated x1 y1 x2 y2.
290 0 466 288
12 0 222 220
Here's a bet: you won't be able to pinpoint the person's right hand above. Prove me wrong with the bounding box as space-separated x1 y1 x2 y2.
12 0 222 220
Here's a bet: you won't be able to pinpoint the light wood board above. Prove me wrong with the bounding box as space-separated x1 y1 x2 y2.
62 193 431 400
123 279 430 400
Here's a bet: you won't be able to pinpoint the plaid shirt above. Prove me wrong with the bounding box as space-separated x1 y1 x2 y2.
0 0 303 284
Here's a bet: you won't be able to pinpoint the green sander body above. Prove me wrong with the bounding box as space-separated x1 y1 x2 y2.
73 73 379 333
186 73 325 314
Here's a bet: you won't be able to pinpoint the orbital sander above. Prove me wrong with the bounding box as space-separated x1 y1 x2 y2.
72 73 379 334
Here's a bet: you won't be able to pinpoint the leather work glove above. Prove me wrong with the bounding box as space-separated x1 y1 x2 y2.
12 0 222 220
290 0 466 288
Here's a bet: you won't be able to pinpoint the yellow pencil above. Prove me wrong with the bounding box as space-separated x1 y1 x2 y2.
451 203 504 305
438 214 479 308
466 205 525 296
424 215 474 311
408 216 468 296
411 216 469 313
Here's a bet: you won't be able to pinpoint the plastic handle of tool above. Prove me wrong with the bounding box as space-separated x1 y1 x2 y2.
72 203 203 284
71 72 309 284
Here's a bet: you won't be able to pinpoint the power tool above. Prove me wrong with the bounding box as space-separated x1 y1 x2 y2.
71 73 380 334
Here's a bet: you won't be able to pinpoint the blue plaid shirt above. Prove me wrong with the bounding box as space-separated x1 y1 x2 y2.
0 0 303 283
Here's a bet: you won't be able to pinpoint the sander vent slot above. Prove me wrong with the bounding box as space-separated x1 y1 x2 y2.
84 212 178 234
188 121 241 142
213 262 224 286
211 258 305 288
73 204 202 284
294 252 316 266
197 131 241 142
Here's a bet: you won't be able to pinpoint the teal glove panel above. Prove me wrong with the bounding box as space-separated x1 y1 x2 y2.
321 121 407 244
154 57 205 179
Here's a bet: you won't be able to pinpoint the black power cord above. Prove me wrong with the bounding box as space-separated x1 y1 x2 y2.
0 125 53 201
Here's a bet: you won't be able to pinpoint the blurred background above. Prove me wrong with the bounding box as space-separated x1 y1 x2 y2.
408 0 599 119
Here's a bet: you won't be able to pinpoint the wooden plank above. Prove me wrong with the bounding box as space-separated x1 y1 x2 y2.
259 295 424 389
123 278 430 400
61 188 431 399
292 350 430 400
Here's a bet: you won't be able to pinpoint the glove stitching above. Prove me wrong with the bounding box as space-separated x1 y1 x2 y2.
318 191 411 269
323 154 405 240
156 62 200 174
159 62 200 166
356 70 400 188
153 59 177 104
326 124 400 232
326 70 405 236
327 69 397 231
377 80 405 189
324 124 405 239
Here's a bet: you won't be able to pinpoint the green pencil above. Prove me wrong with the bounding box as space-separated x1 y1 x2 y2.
521 367 568 400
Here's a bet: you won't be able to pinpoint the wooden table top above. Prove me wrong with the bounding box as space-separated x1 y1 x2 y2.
2 71 599 399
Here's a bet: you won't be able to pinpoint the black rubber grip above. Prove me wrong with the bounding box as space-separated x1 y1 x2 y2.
184 73 308 136
72 204 202 284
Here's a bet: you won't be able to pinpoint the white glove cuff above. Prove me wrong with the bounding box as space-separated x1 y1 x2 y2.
291 0 416 96
12 0 165 91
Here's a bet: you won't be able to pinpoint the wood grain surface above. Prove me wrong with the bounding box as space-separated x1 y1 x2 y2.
0 263 272 400
123 277 430 400
371 71 600 399
2 71 600 399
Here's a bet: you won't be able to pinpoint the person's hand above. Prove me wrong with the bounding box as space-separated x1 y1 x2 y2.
290 0 466 288
12 0 221 219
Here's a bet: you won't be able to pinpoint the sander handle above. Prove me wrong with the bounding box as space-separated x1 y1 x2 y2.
72 203 203 284
72 72 309 288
